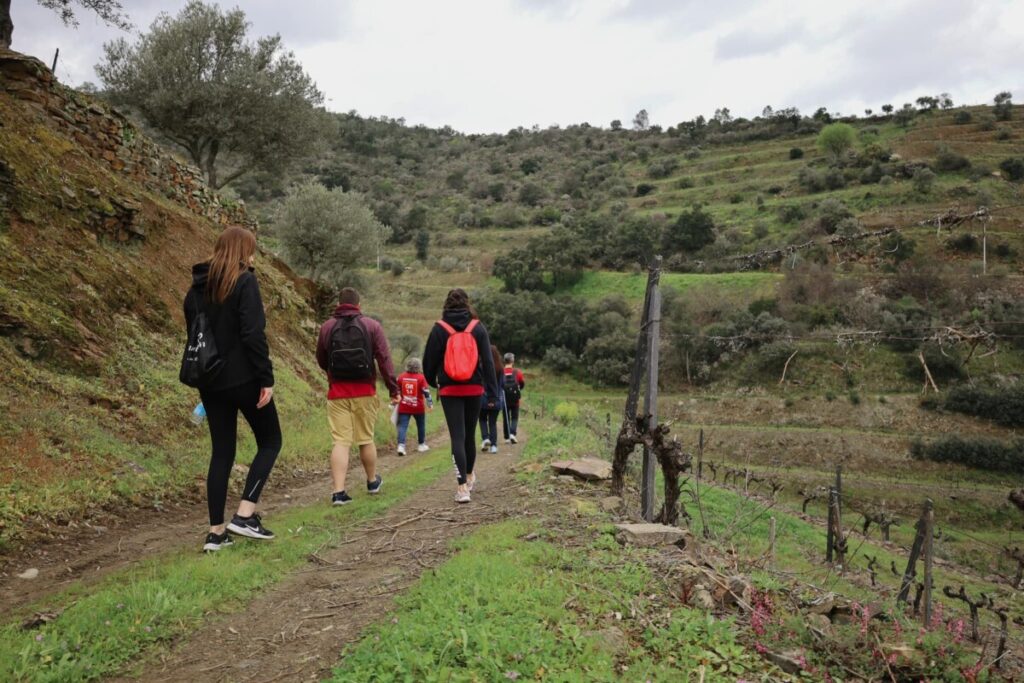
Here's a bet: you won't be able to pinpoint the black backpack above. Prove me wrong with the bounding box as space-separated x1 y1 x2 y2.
328 315 374 381
503 369 521 404
179 295 224 388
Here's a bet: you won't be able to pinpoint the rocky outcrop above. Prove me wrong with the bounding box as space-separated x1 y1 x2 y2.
0 50 251 238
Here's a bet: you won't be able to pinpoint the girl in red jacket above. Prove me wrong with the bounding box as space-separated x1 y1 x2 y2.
396 357 432 455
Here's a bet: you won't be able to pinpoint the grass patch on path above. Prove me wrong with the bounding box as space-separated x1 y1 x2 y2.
0 447 452 682
329 520 769 682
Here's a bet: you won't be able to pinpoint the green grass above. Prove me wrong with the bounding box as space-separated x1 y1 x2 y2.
565 271 781 304
329 520 769 682
0 447 454 682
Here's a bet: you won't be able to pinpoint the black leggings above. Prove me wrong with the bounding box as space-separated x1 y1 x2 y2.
201 381 282 525
441 395 479 485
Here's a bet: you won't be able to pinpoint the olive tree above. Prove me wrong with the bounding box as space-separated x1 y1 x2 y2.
97 1 324 189
816 123 856 161
1 0 130 49
277 182 391 286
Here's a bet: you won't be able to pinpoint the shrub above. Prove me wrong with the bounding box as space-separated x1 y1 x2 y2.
676 177 695 189
910 436 1024 473
848 391 861 405
789 147 804 160
752 222 769 239
797 167 827 193
860 162 884 184
996 127 1012 141
912 167 936 193
824 167 847 190
953 110 972 125
752 340 797 376
778 204 807 224
647 158 678 179
663 204 716 254
934 146 970 172
945 233 979 252
414 229 430 261
942 383 1024 427
879 175 894 186
390 259 405 276
518 182 547 206
817 198 853 235
543 346 577 373
553 401 580 425
439 255 461 272
581 332 635 386
635 183 657 197
999 157 1024 181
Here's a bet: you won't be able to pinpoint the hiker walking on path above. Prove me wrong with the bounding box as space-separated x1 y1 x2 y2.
478 345 504 454
316 288 399 506
182 226 282 553
501 353 526 444
395 357 433 456
423 289 501 503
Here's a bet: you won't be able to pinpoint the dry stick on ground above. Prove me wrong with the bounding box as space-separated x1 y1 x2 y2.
918 351 940 393
942 585 986 642
778 349 799 385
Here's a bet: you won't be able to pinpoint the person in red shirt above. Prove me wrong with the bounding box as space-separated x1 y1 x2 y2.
315 288 399 506
501 352 526 443
395 357 433 456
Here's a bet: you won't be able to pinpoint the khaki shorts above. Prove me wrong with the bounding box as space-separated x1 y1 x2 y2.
327 396 380 446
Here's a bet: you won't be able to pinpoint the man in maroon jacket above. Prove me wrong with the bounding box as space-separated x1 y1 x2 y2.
315 288 399 505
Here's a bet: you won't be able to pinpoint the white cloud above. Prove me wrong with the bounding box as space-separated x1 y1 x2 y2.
6 0 1022 133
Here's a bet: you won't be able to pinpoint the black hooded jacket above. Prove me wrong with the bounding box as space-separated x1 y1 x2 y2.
183 263 274 392
422 308 500 401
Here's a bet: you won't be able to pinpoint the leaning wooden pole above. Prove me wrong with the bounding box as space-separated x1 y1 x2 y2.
611 261 656 495
641 256 662 521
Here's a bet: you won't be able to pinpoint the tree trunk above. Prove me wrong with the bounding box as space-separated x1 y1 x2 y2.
205 139 220 189
0 0 13 50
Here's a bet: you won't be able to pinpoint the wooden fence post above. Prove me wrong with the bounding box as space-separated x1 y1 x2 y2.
768 517 776 560
922 501 934 624
897 499 932 607
826 487 835 563
641 256 662 522
827 487 845 568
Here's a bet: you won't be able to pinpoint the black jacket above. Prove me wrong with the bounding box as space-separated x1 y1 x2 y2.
184 263 274 392
422 308 500 402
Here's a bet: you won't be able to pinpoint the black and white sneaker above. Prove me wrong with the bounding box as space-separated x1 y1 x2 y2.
202 531 234 553
510 434 518 444
226 513 275 540
332 491 353 506
367 475 383 495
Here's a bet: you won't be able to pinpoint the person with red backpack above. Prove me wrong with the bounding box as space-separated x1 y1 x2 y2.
395 357 433 456
315 288 399 506
422 289 500 503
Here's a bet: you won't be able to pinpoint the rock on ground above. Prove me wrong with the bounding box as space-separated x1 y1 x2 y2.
549 458 612 481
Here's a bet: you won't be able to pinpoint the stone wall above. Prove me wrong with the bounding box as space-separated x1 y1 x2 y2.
0 49 252 233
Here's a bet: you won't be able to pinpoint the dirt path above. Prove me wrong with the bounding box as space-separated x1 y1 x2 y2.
0 432 449 616
113 437 526 683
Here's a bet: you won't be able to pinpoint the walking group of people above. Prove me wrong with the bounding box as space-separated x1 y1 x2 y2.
181 226 525 552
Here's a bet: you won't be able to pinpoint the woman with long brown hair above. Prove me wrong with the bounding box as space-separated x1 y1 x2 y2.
422 289 500 503
478 344 503 454
183 225 281 551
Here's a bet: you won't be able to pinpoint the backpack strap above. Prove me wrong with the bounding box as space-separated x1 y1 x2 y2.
437 320 456 335
465 319 479 333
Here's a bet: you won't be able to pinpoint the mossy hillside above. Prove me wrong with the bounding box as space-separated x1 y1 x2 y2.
0 67 325 548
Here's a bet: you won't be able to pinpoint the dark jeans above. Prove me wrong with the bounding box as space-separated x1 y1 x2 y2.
200 381 282 526
479 406 500 445
396 412 426 445
441 395 479 485
502 404 520 440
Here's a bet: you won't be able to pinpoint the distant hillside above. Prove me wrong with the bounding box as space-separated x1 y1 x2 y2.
0 51 326 549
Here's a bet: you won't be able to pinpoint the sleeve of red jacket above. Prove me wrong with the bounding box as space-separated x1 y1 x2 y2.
372 322 399 397
517 369 525 388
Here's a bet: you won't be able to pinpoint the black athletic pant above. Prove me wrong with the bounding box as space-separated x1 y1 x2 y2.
200 381 282 526
441 395 479 485
502 404 520 440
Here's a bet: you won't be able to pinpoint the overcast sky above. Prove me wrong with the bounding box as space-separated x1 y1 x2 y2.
9 0 1023 133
